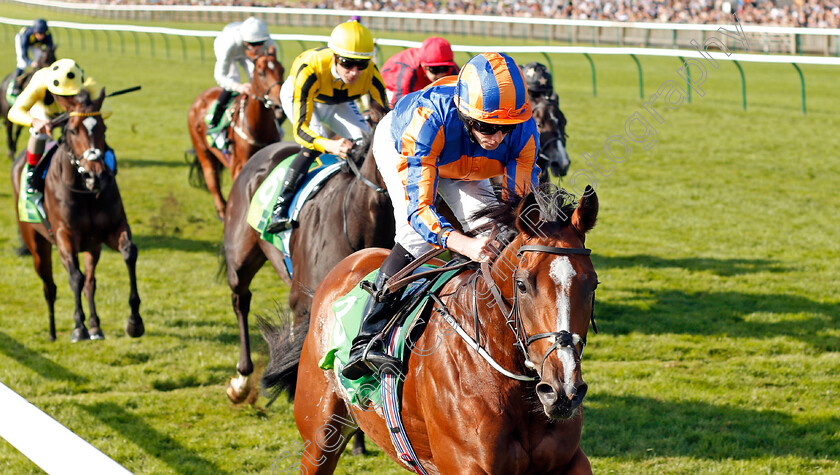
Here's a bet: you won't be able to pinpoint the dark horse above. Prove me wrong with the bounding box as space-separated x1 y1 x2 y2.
221 132 394 404
11 89 143 342
264 186 598 474
532 92 570 183
1 44 57 160
187 48 285 220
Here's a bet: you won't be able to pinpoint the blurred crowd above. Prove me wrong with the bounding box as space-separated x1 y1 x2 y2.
99 0 840 27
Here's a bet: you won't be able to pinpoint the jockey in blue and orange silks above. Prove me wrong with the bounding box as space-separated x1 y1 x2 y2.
342 52 541 380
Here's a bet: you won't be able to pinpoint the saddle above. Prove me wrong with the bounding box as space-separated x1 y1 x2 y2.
319 260 468 407
246 153 344 276
203 94 238 150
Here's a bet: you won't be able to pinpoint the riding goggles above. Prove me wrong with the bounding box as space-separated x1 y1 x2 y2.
245 40 266 48
469 119 517 135
337 56 370 70
424 65 451 75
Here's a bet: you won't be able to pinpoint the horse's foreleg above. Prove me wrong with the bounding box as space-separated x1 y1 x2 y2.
57 245 89 342
82 248 103 340
116 229 143 338
563 448 592 475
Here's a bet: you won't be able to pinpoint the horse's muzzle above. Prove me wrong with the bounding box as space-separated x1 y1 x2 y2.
536 380 588 420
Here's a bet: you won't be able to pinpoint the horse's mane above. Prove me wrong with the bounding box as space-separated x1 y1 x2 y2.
472 184 579 237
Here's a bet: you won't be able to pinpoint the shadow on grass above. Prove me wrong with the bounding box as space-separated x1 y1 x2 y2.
118 158 187 169
0 331 88 383
80 401 227 474
598 289 840 351
133 234 219 254
585 393 840 460
594 254 784 277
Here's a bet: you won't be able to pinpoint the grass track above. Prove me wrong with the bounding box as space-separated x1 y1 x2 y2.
0 5 838 474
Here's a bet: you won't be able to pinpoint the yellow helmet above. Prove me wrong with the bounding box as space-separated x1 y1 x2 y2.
47 58 85 96
327 21 374 59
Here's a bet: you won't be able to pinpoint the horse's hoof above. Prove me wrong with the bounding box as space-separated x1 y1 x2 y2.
89 327 105 340
71 327 90 342
125 318 145 338
226 374 251 404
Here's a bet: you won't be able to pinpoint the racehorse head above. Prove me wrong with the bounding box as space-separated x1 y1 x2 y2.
58 89 109 193
251 47 285 117
33 44 57 70
485 185 598 420
531 93 570 180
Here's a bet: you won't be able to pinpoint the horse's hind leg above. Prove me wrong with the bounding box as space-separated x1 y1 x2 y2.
5 121 16 160
293 380 358 474
225 229 266 403
82 248 104 340
23 226 57 340
196 148 227 220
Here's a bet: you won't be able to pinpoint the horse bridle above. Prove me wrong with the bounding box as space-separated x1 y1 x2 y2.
62 111 108 194
470 238 596 382
340 139 389 252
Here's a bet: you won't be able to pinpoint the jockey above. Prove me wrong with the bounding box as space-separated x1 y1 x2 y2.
209 16 277 131
265 20 389 234
7 58 100 201
341 52 540 380
521 61 557 103
11 19 53 96
380 36 459 108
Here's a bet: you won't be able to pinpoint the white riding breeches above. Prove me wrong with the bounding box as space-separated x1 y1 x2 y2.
279 77 370 142
372 112 495 258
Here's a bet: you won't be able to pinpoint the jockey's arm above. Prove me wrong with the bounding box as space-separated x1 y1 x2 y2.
213 34 242 92
7 81 42 128
504 125 542 195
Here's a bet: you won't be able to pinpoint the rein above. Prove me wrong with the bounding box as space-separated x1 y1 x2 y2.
340 143 389 253
432 240 595 383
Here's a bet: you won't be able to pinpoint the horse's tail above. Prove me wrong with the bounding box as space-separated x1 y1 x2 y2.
258 312 308 405
216 242 228 283
184 149 207 189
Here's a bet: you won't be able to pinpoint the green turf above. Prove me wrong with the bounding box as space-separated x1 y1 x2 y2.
0 6 838 474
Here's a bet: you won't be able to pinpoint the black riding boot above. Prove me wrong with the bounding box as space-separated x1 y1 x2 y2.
209 89 233 129
265 148 321 234
25 168 44 196
342 245 415 380
11 69 23 96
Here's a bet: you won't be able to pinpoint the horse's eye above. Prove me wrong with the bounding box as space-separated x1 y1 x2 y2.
516 280 527 294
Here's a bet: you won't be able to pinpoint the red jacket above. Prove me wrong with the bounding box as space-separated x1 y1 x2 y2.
381 45 459 108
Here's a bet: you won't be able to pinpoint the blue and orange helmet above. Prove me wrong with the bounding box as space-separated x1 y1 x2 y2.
453 52 531 125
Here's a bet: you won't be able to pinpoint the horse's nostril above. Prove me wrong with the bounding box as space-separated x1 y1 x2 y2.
536 382 558 406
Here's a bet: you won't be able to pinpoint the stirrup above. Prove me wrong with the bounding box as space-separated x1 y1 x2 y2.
361 339 403 377
265 217 293 234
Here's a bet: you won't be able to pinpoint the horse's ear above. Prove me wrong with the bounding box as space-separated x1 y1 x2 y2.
95 88 106 109
571 186 598 235
514 191 542 237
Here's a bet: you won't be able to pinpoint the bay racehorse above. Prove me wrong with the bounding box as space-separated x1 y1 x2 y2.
221 132 394 405
11 89 143 342
1 44 57 160
531 92 570 183
187 48 284 220
264 185 598 474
